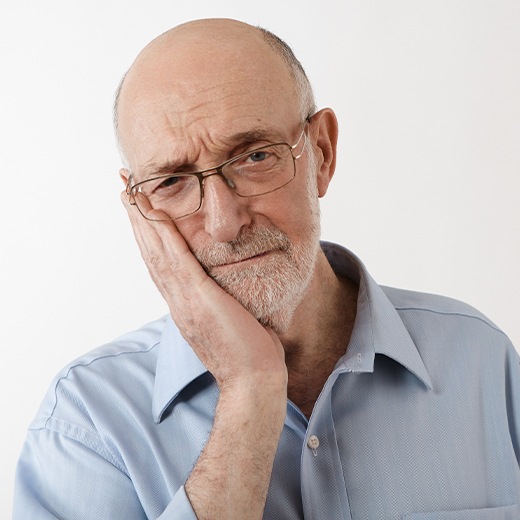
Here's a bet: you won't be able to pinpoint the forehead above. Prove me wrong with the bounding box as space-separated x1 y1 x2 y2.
117 29 301 171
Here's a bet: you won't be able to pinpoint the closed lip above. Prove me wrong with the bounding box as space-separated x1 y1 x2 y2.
210 249 276 269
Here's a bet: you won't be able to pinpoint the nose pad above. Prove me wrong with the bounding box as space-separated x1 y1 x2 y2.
201 170 236 194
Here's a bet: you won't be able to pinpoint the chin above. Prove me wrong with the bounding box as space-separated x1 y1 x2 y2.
211 248 316 333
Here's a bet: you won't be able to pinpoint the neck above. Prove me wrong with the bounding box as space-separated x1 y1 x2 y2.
278 249 358 418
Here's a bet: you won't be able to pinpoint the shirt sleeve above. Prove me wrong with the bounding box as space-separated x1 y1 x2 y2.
157 487 198 520
506 342 520 466
13 428 197 520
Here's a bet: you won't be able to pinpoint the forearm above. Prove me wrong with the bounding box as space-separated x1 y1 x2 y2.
185 380 287 520
122 197 289 518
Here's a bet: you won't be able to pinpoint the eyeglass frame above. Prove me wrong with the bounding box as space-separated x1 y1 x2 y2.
125 117 312 221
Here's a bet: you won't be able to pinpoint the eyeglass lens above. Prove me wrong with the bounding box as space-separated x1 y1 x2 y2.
131 143 296 220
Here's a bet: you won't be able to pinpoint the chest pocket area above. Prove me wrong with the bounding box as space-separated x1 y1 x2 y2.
403 504 520 520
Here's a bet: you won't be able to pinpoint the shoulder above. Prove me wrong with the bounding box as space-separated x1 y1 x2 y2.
50 315 166 386
382 285 515 355
30 316 168 433
382 285 497 326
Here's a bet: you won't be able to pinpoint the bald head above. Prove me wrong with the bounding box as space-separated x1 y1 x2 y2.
113 19 315 161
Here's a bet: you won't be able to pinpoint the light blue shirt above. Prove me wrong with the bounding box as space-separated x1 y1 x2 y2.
14 243 520 519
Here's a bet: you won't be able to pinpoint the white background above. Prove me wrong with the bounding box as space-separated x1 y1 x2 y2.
1 1 519 516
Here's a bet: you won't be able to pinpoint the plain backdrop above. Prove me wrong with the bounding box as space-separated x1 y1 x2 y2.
2 0 519 515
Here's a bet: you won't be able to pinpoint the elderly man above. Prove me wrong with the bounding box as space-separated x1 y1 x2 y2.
14 18 520 520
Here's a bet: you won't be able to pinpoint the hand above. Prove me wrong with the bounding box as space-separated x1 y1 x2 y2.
121 191 287 392
121 191 288 519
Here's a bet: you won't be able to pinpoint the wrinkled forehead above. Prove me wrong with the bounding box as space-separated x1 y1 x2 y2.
117 24 301 169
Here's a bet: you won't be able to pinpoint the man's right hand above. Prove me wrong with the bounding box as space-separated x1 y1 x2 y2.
122 191 288 520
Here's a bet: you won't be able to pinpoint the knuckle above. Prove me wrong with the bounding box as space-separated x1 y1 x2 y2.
143 253 162 269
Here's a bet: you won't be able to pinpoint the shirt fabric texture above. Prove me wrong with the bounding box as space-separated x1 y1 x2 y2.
14 243 520 519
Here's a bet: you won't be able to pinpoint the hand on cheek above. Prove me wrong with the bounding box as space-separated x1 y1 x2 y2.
120 191 288 392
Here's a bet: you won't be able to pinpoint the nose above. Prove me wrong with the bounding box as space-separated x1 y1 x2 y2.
201 173 252 243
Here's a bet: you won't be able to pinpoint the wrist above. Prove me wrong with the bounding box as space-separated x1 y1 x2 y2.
218 379 287 427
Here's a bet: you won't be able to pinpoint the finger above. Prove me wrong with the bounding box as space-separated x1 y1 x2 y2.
136 193 192 253
121 191 166 259
131 192 207 274
121 190 189 256
121 190 209 293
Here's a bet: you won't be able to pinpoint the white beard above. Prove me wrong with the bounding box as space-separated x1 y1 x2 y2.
195 225 319 332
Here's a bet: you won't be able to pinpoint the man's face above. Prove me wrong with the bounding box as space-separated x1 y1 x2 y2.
118 23 328 331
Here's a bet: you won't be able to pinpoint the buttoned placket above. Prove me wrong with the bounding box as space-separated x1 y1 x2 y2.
300 367 353 520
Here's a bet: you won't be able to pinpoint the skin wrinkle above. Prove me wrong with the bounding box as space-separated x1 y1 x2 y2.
113 24 315 159
121 98 296 177
127 70 285 124
128 104 295 182
137 126 294 181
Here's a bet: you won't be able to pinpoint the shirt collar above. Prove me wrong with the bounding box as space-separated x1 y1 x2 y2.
322 242 432 389
153 242 433 422
152 320 208 423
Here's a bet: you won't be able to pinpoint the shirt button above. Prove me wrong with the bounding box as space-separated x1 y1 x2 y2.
307 434 320 450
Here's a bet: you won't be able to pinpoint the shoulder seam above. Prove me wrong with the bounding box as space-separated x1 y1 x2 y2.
30 416 128 475
44 342 160 429
394 306 507 337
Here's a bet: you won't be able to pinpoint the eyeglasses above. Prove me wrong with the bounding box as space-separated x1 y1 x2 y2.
126 123 309 221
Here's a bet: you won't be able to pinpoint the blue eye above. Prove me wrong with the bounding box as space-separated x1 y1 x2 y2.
248 151 268 162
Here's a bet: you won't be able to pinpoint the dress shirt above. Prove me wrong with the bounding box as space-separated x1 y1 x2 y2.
14 243 520 519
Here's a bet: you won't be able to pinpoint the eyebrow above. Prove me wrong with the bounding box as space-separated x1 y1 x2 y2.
139 127 288 179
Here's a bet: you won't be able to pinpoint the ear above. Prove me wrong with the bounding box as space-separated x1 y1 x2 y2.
309 108 338 198
119 168 130 187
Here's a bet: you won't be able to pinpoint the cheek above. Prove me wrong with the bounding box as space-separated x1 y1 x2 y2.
173 214 207 253
262 183 320 242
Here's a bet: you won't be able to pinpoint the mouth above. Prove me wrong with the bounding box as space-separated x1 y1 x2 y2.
209 250 276 270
